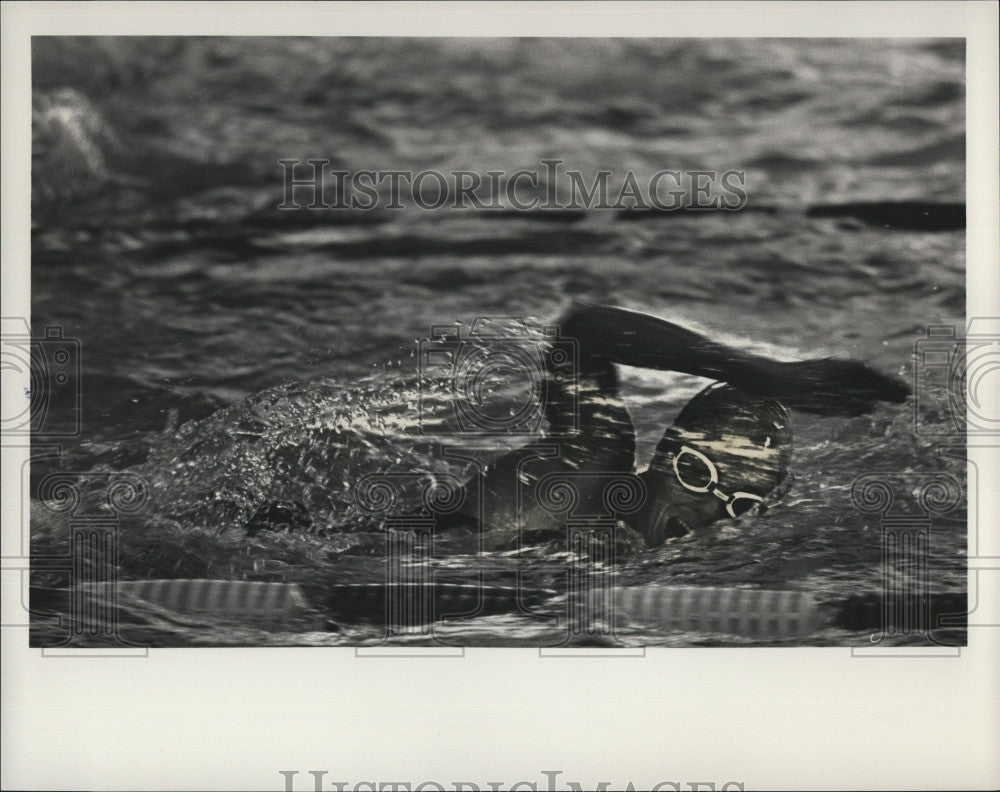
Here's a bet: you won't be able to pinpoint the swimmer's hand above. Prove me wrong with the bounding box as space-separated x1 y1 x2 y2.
767 358 911 416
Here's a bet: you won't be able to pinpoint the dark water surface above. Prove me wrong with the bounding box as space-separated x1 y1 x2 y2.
29 38 966 646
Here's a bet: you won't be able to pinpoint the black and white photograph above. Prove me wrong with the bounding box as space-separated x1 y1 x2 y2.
23 34 969 648
2 3 998 791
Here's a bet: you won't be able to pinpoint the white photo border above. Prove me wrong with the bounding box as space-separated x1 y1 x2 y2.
2 3 998 791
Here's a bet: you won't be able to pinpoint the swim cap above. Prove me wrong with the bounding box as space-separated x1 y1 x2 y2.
647 383 792 506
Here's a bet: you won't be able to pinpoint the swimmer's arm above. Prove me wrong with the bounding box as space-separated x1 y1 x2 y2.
558 301 910 416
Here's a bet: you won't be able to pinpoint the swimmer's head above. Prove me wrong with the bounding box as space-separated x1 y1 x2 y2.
635 383 792 546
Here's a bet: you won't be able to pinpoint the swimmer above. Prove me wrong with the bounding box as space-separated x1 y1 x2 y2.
220 300 908 549
419 300 909 549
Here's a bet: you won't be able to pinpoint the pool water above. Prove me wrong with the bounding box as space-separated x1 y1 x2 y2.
28 38 966 646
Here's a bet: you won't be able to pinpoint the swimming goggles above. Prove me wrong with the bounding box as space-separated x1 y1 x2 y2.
672 445 765 519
